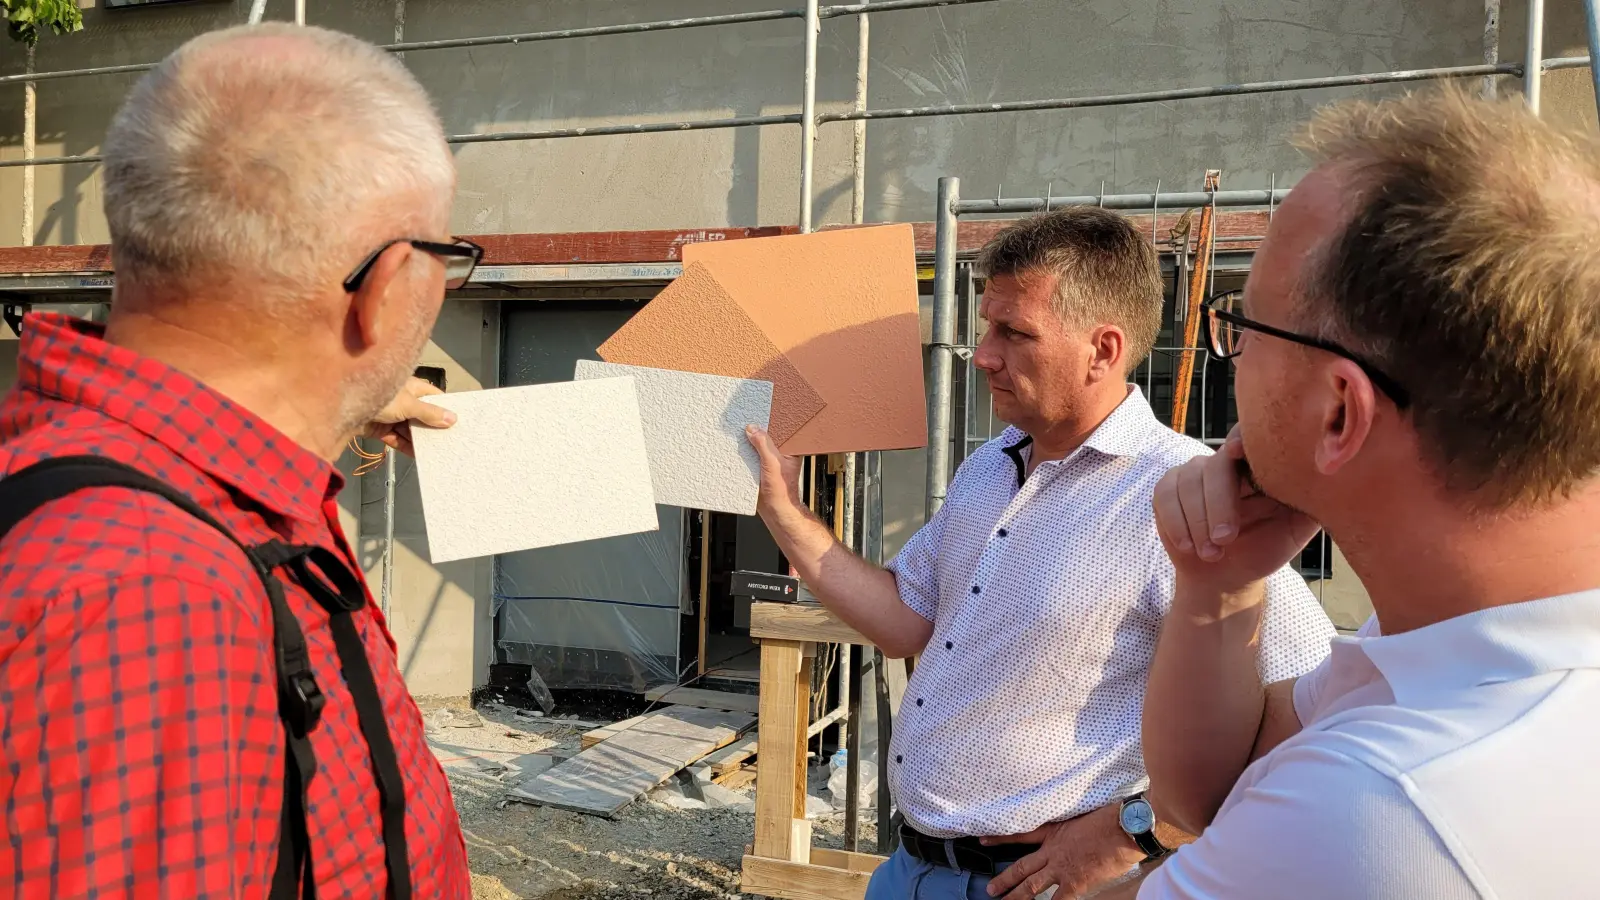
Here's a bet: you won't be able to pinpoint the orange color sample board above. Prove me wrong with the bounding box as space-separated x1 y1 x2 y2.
597 263 827 446
683 225 927 455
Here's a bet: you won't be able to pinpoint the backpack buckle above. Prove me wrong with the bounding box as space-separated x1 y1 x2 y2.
281 670 325 737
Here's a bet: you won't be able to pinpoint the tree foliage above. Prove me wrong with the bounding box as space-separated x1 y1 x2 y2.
4 0 84 48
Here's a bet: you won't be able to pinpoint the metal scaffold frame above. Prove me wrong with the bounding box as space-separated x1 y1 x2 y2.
7 2 1600 897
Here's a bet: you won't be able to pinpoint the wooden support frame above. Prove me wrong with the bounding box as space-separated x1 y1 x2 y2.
744 602 885 900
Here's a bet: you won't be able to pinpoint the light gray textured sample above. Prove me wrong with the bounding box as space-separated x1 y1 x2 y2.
573 359 771 515
411 380 658 563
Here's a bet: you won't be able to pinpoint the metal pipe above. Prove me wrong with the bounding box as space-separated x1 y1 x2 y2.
0 0 1011 88
928 177 960 517
819 61 1524 125
446 113 801 145
0 153 103 170
844 643 862 850
382 8 800 54
295 0 306 25
1543 55 1594 71
799 0 821 233
382 450 397 617
22 46 36 247
1483 0 1501 99
851 11 870 224
1585 0 1600 122
1525 0 1545 113
958 187 1290 215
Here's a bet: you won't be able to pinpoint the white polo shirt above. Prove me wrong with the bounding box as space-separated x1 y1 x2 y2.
886 387 1335 838
1139 589 1600 899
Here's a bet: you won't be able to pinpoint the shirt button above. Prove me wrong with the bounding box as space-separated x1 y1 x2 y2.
896 755 903 764
997 528 1008 538
971 585 981 594
945 641 953 650
916 698 924 707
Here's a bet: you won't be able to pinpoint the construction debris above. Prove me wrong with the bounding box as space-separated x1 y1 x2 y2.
509 706 755 818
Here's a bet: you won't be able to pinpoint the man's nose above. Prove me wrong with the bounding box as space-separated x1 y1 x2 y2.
972 332 1001 373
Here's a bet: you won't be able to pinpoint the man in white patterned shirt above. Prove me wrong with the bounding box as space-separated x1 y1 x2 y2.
746 209 1334 900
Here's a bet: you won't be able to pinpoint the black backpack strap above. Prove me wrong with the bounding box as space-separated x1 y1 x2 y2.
0 456 324 900
276 546 413 900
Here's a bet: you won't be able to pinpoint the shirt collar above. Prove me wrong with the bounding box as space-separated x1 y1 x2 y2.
15 312 338 524
999 386 1162 486
1357 590 1600 707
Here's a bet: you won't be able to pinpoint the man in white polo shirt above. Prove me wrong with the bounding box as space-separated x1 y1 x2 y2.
1123 87 1600 900
746 208 1334 900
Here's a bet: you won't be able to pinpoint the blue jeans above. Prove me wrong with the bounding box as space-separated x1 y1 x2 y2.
865 847 1052 900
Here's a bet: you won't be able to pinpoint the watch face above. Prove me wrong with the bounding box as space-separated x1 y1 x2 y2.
1121 799 1155 834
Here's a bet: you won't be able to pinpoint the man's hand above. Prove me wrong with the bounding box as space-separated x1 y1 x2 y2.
363 376 457 456
981 804 1145 900
1152 427 1319 599
746 425 804 519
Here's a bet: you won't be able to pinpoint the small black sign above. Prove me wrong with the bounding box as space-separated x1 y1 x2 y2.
730 570 800 603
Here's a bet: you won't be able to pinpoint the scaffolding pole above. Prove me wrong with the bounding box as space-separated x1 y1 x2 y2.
1526 0 1545 113
800 0 822 233
1483 0 1501 100
928 177 960 515
21 47 35 247
958 187 1291 215
1586 0 1600 122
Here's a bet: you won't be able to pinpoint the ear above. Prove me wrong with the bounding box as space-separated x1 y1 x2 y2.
349 242 415 350
1313 359 1378 475
1085 324 1127 383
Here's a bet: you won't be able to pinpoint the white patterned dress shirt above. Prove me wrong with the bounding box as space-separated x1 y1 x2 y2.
1139 590 1600 899
886 386 1335 838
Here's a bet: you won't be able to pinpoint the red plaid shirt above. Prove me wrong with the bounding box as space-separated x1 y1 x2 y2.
0 313 470 899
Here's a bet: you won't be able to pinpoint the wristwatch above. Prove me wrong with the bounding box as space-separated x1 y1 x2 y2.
1118 792 1169 860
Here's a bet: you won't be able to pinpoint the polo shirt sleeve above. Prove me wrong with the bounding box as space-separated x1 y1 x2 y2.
1135 743 1478 900
1254 565 1337 683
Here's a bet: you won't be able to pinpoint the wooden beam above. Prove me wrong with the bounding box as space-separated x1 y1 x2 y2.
643 685 761 715
741 855 876 900
754 639 813 863
809 848 887 875
751 602 871 646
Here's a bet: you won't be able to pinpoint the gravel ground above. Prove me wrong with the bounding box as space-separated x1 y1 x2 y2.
418 699 878 900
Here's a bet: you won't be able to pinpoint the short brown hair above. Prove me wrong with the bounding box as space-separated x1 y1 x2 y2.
1296 86 1600 506
976 207 1164 372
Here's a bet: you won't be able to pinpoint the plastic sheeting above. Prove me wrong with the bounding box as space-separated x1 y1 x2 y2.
496 305 688 692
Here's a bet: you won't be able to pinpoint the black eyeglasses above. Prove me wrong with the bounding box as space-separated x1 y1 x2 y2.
343 238 484 292
1202 290 1411 408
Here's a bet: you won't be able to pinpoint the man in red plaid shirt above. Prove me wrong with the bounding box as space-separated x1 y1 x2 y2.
0 23 482 900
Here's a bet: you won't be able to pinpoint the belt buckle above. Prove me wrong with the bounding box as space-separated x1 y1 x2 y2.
949 842 998 877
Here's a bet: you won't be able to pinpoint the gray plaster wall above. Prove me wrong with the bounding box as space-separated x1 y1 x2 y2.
4 0 1597 692
3 0 1597 245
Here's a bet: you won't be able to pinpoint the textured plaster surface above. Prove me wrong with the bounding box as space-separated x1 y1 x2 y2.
683 225 927 454
597 262 825 445
411 380 658 563
574 360 770 515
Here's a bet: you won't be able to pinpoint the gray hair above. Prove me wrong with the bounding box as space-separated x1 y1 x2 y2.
102 24 455 299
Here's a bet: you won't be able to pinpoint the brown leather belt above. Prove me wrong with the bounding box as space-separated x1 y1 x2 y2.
898 823 1040 877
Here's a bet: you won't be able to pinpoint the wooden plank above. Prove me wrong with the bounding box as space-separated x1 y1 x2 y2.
716 765 757 790
754 639 812 862
741 855 876 900
751 602 871 646
581 712 649 749
643 685 761 715
810 848 888 875
700 735 759 777
510 706 754 817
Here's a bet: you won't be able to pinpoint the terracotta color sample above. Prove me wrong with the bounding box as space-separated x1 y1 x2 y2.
597 262 825 445
683 224 927 454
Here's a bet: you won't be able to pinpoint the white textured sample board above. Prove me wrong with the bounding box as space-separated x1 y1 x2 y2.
411 380 658 563
574 360 770 515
